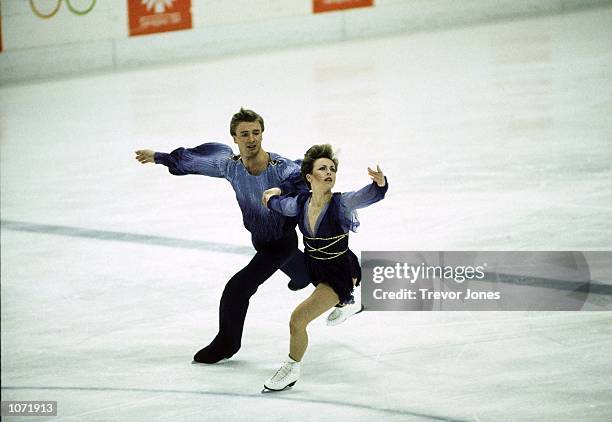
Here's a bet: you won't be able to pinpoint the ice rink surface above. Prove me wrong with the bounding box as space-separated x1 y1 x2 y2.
2 6 612 421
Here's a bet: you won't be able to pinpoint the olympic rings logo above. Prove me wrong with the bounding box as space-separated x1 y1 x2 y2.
29 0 96 19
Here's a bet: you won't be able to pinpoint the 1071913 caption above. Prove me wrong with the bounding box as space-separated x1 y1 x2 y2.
1 401 57 417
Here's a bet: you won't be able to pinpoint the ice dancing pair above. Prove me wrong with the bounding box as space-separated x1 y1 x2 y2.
135 109 373 368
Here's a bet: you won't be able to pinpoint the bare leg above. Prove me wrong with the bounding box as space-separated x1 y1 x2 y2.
289 283 340 361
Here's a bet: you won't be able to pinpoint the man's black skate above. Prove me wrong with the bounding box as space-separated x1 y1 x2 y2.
192 339 235 364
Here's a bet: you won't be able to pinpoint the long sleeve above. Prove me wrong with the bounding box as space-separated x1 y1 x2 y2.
335 178 388 233
268 195 300 217
340 177 389 211
154 142 232 177
278 164 309 196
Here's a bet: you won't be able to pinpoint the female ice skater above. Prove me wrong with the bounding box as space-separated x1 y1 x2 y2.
261 144 388 391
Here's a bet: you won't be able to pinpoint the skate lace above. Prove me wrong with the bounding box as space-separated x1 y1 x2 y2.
271 362 293 381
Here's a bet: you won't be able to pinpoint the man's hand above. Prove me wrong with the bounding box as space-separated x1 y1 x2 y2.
262 187 282 207
135 150 155 164
368 165 385 187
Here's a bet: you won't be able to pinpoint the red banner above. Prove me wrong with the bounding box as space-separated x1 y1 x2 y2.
128 0 192 37
313 0 373 14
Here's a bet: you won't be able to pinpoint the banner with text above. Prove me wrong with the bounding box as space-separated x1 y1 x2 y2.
313 0 374 14
361 251 612 311
128 0 192 37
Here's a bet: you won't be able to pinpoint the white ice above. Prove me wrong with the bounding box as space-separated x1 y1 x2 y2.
1 7 612 422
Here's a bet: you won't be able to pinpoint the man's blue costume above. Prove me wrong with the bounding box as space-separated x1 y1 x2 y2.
154 142 309 363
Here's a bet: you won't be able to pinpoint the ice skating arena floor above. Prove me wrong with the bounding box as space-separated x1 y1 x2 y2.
2 7 611 422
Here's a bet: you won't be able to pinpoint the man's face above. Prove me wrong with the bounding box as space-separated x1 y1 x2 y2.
233 121 263 159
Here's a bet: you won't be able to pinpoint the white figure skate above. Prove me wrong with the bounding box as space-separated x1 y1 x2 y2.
326 303 364 326
263 360 300 392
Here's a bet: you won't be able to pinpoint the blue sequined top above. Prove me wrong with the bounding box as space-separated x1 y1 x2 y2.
154 142 304 242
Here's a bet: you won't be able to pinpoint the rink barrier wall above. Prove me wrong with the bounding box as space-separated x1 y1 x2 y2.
1 0 611 84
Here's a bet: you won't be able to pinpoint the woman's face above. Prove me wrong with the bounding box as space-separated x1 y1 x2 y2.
307 157 337 192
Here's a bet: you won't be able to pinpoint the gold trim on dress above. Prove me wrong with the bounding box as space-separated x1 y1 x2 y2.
303 233 348 260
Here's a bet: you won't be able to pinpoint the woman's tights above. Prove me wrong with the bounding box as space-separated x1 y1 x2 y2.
289 282 340 361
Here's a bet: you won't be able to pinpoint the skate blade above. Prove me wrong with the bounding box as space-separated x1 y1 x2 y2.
261 381 297 393
191 358 228 365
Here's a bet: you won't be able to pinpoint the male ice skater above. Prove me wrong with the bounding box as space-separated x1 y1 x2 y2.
135 108 310 364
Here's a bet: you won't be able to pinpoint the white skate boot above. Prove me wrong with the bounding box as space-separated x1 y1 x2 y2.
326 303 364 326
263 358 300 392
327 287 363 326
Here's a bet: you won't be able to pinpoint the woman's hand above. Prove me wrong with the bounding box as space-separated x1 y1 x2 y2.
368 165 385 187
262 187 282 207
135 149 155 164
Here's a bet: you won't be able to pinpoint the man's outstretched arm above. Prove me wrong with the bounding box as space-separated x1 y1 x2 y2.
134 142 232 177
